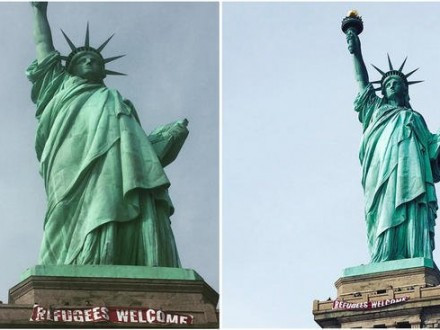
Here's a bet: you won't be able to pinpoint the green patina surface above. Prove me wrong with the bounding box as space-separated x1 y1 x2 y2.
342 257 435 277
21 265 203 281
343 12 440 263
29 3 189 267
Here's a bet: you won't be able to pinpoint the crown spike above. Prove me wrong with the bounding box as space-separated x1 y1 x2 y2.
387 53 394 70
371 64 385 76
85 22 90 47
372 55 423 90
407 80 424 85
97 34 115 53
405 68 419 78
60 29 77 51
105 69 127 76
398 57 408 72
104 55 126 64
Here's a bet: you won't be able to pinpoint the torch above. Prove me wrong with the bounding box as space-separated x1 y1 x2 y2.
341 10 364 54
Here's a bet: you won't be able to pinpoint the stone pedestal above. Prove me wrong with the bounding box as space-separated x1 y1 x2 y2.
313 258 440 328
0 265 219 328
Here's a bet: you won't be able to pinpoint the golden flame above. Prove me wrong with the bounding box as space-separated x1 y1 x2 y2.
347 10 359 18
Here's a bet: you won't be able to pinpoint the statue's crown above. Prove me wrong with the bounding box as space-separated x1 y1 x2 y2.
371 54 422 92
60 23 126 77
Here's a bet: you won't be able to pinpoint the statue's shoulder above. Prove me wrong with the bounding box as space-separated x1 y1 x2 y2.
411 109 429 125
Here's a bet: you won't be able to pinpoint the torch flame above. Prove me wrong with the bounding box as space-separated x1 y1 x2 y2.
347 10 359 18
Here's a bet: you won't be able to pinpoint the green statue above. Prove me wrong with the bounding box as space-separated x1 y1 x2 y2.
344 11 440 263
28 2 188 266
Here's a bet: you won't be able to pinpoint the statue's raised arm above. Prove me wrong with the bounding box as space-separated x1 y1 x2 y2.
342 11 369 92
346 31 369 91
31 2 54 63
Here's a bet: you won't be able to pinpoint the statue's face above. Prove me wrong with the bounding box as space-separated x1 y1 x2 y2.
70 52 105 83
384 77 407 100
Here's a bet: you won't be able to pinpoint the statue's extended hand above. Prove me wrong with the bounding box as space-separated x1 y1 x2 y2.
31 1 48 11
178 118 189 127
346 29 361 55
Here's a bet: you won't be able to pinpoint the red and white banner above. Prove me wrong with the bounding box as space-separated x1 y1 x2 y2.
30 304 193 325
332 296 409 311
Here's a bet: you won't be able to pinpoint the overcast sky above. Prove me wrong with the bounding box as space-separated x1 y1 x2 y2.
0 1 218 303
5 1 440 328
223 2 440 328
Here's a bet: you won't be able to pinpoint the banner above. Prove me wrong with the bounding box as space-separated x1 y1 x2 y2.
332 296 409 311
30 304 193 325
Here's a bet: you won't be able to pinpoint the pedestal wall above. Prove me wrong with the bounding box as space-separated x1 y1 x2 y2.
0 265 219 328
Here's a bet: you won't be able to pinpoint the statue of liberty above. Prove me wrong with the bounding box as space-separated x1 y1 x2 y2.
28 2 188 266
343 11 440 263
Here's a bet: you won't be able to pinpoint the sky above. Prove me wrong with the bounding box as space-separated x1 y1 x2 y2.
222 2 440 328
4 1 440 329
0 1 218 303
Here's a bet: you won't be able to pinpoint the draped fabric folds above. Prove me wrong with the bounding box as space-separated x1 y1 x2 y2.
354 84 440 262
26 51 187 267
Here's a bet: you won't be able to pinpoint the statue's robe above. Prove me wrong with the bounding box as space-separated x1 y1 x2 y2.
355 84 440 262
27 51 187 266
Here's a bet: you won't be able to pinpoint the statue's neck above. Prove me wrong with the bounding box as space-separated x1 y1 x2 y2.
386 96 405 107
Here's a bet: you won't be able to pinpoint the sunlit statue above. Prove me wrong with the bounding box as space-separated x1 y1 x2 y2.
343 11 440 262
29 2 188 266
